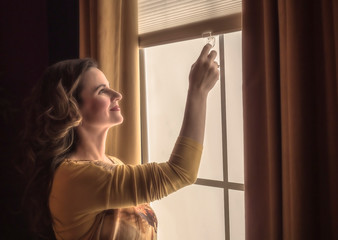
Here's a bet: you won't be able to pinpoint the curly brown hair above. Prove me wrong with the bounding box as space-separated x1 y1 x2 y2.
20 58 98 239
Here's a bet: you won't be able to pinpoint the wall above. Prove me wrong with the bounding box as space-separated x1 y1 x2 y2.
0 0 78 238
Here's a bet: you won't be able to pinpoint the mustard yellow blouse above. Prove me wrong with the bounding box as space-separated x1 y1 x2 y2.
49 136 203 240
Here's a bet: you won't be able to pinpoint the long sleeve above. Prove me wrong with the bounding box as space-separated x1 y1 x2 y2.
49 136 202 239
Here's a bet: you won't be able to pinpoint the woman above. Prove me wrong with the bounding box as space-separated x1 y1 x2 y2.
21 43 219 239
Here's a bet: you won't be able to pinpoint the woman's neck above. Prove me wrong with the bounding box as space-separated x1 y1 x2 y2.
71 125 109 161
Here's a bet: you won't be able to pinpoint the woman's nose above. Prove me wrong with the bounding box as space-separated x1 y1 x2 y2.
111 90 122 101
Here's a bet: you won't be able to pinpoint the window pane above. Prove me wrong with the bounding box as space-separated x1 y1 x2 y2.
223 31 244 184
145 37 224 181
151 185 225 240
229 189 245 240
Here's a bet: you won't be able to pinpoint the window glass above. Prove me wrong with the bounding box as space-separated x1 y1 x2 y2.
229 189 245 240
223 31 244 184
143 31 245 240
151 185 225 240
145 37 224 181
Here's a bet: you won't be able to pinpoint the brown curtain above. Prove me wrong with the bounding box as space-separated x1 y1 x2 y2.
79 0 141 165
242 0 338 239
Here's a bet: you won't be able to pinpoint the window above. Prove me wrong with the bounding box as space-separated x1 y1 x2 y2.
138 1 244 239
139 32 244 240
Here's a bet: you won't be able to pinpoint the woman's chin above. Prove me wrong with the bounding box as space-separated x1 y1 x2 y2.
111 116 124 126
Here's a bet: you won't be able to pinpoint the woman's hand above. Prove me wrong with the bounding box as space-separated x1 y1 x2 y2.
178 44 220 144
188 44 220 97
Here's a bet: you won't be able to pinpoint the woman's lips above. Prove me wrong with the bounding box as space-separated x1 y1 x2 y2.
110 105 120 111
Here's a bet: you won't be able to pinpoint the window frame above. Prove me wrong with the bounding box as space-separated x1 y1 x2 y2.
138 15 244 239
138 13 241 48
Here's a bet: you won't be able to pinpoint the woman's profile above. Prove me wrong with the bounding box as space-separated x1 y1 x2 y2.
21 43 219 240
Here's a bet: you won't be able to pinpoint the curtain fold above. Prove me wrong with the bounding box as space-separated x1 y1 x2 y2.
243 0 338 239
79 0 141 165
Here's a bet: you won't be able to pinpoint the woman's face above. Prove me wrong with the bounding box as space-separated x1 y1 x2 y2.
78 67 123 129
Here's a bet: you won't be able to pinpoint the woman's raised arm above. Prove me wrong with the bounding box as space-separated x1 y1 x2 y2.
179 43 220 145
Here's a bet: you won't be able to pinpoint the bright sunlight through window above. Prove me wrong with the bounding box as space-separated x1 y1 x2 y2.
141 31 244 240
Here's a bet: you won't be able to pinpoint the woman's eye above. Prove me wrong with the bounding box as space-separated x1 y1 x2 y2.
99 88 106 94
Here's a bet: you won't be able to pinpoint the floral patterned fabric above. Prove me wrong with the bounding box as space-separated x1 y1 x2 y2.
88 203 158 240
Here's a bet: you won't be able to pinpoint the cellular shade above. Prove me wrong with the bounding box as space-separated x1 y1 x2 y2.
138 0 242 34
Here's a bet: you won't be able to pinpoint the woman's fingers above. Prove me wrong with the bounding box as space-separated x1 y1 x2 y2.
189 44 220 94
208 50 217 60
199 44 213 59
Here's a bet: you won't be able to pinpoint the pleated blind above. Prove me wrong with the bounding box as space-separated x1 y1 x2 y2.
138 0 242 34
